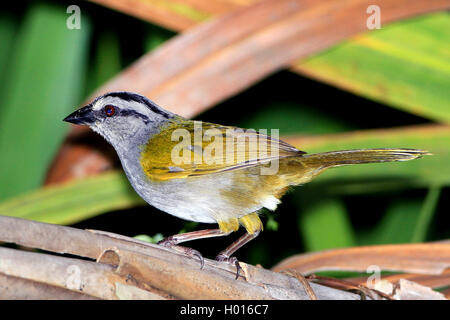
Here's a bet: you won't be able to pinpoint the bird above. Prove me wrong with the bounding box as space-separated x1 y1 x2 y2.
64 91 429 277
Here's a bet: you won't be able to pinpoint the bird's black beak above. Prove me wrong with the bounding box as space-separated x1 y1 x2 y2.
63 105 95 125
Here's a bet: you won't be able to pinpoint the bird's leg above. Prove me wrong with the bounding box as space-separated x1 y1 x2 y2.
215 213 263 279
216 230 261 259
158 229 230 269
215 230 261 280
159 228 228 245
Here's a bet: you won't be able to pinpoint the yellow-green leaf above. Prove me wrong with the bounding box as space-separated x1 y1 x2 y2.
0 3 91 201
295 13 450 123
0 172 144 225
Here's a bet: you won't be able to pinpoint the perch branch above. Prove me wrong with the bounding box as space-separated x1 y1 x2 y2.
0 216 363 300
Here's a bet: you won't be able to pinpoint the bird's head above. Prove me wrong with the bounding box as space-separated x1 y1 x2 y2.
64 92 175 149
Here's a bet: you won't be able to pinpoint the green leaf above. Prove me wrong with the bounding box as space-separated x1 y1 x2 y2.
178 221 199 234
134 233 164 244
0 3 91 201
0 171 144 225
296 13 450 123
412 186 441 242
144 25 174 52
295 194 356 251
265 214 279 231
358 186 441 245
89 31 121 91
238 102 353 135
358 199 422 245
0 14 16 91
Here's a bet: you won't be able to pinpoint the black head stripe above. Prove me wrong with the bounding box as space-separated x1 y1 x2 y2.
103 92 173 119
120 109 150 124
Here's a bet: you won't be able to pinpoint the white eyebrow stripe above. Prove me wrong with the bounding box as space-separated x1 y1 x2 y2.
92 96 152 118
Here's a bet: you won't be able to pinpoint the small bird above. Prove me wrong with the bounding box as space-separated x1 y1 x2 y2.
64 91 428 275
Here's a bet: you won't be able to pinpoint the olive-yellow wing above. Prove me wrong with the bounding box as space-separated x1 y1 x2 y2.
140 119 305 181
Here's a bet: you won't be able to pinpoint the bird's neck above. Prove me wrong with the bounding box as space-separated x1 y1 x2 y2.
112 120 166 189
111 117 169 154
114 136 152 199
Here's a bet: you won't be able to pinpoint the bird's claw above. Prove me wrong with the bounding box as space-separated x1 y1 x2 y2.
185 247 205 269
157 236 176 247
216 254 242 280
158 239 204 269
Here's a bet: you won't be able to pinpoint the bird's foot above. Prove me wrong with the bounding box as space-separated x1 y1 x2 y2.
215 253 242 280
158 238 204 269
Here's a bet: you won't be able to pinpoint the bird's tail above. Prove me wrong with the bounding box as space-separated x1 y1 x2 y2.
300 148 430 168
285 148 430 185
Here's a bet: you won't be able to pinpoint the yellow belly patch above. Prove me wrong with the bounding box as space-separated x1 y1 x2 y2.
218 218 239 233
239 213 263 235
218 213 263 234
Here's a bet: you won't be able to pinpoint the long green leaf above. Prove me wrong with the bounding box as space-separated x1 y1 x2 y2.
85 31 121 95
0 3 90 201
411 186 441 242
236 102 353 135
144 24 174 52
295 13 450 123
0 171 144 225
358 199 422 245
295 195 356 251
356 186 441 245
0 14 16 89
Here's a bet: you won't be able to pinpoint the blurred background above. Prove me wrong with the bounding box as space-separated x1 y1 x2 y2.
0 0 449 270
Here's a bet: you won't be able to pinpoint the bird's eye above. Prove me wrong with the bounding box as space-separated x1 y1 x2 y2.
104 105 116 117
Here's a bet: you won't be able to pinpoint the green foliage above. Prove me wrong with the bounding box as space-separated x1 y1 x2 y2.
144 25 174 52
0 3 90 201
298 12 450 123
265 213 279 232
359 198 423 245
238 101 353 135
0 14 16 96
411 186 442 242
134 233 164 244
296 195 356 251
0 171 144 225
86 31 121 93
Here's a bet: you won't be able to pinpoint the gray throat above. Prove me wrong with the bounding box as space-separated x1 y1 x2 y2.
110 122 163 203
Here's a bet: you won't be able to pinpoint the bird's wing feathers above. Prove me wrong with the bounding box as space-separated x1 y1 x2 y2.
140 120 305 181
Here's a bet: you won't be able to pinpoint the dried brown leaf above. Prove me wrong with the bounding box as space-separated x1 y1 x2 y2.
272 243 450 275
393 279 447 300
347 270 450 290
